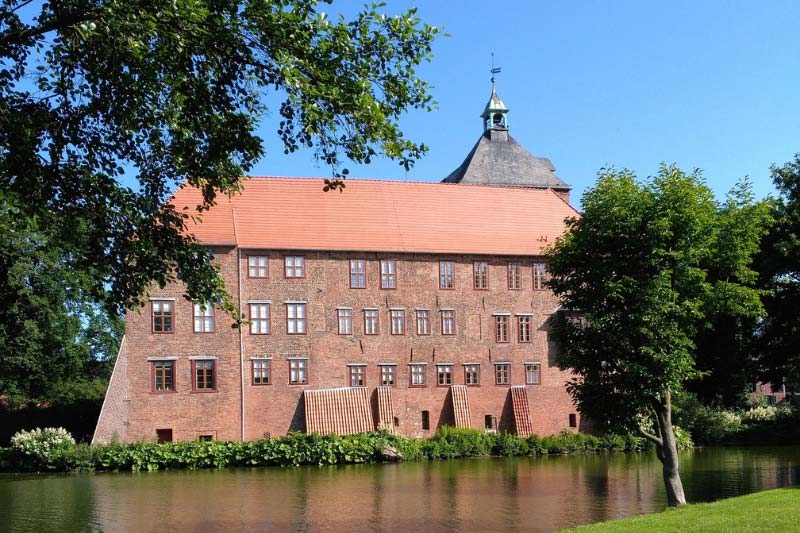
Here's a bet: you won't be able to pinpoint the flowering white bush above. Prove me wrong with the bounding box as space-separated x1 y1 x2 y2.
10 427 75 467
742 406 778 424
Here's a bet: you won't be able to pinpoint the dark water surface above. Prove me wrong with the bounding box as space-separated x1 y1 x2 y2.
1 446 798 532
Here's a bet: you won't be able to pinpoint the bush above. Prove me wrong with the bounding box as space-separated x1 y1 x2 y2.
10 427 76 471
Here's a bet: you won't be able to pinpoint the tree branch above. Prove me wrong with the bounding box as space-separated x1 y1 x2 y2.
637 426 663 447
0 9 94 47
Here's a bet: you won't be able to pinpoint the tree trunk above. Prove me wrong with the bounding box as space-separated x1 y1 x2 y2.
653 393 687 507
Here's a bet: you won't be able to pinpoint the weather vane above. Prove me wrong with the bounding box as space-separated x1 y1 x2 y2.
490 52 501 87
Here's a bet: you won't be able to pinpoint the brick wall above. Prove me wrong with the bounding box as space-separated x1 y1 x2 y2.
102 248 581 442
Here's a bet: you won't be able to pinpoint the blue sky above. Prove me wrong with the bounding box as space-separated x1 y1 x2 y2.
251 0 800 205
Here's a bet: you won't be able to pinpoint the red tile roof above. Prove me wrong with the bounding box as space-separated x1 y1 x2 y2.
376 386 394 432
511 386 533 436
304 387 374 435
451 385 471 428
169 177 578 256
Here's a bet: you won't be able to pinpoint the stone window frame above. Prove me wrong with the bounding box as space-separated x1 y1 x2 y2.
349 259 366 289
380 259 397 289
284 255 305 278
247 255 269 278
151 299 174 334
473 261 489 290
249 302 271 335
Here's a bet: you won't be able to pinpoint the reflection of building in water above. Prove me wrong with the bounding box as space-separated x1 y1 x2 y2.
93 88 583 443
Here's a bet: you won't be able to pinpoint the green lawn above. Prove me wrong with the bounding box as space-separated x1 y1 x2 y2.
566 487 800 532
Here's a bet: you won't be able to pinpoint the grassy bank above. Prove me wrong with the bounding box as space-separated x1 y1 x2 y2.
0 427 665 473
565 487 800 532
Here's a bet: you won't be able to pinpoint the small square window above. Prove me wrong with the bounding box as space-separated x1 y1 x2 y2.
473 261 488 290
380 259 397 289
364 309 379 335
249 303 271 335
193 360 216 391
198 434 214 442
533 262 548 290
248 256 269 278
464 364 480 386
380 365 396 386
285 256 305 278
193 302 215 333
508 262 522 290
421 410 430 430
441 310 455 335
252 360 271 385
390 309 405 335
337 308 352 335
286 303 306 335
437 365 453 386
151 300 173 333
349 365 366 387
410 364 426 386
525 363 541 385
495 363 511 385
439 261 455 289
152 360 175 392
289 359 308 385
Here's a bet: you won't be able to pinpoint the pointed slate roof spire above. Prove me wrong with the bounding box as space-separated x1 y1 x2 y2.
443 86 571 196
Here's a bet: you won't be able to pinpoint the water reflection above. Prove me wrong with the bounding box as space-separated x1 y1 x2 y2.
0 447 798 532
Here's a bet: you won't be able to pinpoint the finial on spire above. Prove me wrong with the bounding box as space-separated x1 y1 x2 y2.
490 52 501 88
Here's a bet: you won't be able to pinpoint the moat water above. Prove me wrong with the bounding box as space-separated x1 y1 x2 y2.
1 446 798 532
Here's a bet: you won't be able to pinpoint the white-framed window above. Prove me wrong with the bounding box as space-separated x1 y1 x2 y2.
495 363 511 385
464 364 480 386
416 309 430 335
349 364 366 387
495 315 509 343
525 363 541 385
437 365 453 386
151 300 173 333
439 261 455 289
508 262 522 290
441 310 455 335
193 302 214 333
248 255 268 278
410 364 426 386
380 365 396 386
286 303 306 334
350 259 366 288
285 255 305 278
518 315 532 343
380 259 396 289
390 309 405 335
289 359 308 384
533 262 548 290
473 261 488 289
249 303 270 334
364 309 379 335
252 359 270 385
337 308 352 335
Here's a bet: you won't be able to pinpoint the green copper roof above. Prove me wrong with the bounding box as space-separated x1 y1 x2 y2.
481 87 509 117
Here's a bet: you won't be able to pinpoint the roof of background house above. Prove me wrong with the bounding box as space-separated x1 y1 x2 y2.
169 177 579 256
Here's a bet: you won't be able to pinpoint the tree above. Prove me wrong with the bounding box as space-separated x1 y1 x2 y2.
0 0 440 319
755 155 800 391
546 165 770 507
0 191 122 403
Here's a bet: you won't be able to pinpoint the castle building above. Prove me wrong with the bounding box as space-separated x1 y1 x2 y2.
93 89 583 443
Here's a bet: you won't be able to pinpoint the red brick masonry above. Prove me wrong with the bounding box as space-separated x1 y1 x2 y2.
93 179 583 443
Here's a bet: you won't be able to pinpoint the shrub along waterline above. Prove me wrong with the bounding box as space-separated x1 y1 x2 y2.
0 426 693 474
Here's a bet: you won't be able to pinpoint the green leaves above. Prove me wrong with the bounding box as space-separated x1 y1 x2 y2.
0 0 440 319
547 165 771 434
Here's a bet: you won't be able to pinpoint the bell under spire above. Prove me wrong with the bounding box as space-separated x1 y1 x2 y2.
481 86 509 131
